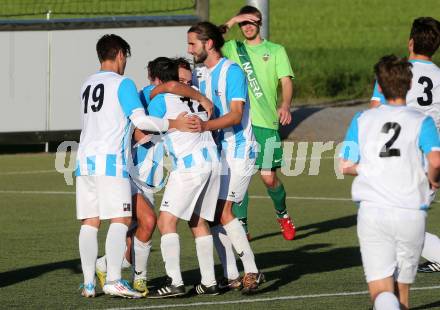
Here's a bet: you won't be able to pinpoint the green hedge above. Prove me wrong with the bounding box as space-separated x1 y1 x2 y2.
211 0 440 102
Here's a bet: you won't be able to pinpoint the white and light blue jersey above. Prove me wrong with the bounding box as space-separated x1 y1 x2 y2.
195 58 256 159
127 84 166 190
139 84 155 109
371 60 440 128
75 71 144 178
340 104 440 210
148 91 219 170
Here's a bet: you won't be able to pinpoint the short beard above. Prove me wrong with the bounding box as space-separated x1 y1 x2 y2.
194 47 208 64
243 28 260 41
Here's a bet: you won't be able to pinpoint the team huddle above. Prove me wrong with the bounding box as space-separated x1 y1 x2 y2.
75 5 295 300
74 4 440 309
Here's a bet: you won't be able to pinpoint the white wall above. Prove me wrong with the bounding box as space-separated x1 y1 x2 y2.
0 25 191 132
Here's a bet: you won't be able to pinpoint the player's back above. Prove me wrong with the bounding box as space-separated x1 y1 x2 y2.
406 60 440 128
76 71 131 177
352 105 431 210
148 92 218 169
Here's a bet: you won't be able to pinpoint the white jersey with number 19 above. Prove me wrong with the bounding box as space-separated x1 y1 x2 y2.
76 71 145 178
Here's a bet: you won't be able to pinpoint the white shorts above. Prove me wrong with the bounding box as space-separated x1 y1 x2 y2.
219 156 256 203
160 162 220 221
130 179 155 206
76 175 132 220
357 203 426 284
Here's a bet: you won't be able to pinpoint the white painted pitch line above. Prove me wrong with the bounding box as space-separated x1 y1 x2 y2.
104 285 440 310
1 190 438 205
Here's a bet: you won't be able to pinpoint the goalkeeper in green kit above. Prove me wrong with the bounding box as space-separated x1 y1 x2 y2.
220 5 295 241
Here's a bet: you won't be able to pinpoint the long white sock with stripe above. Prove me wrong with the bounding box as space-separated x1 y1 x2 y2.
195 235 216 286
133 237 152 280
79 225 98 285
211 224 240 280
96 253 130 273
161 233 183 286
223 218 258 274
96 255 107 272
105 223 128 282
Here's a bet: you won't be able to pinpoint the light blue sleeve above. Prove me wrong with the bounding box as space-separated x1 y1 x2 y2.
226 64 247 106
139 90 148 110
419 116 440 155
339 112 362 163
118 78 144 117
371 80 387 104
147 94 167 118
141 85 156 106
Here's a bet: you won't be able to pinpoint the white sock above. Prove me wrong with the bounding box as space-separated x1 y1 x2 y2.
195 235 216 286
122 255 132 269
96 255 107 272
133 237 152 280
374 292 400 310
105 223 128 282
211 225 240 280
422 232 440 263
96 251 130 272
79 225 98 284
161 233 183 286
223 218 258 274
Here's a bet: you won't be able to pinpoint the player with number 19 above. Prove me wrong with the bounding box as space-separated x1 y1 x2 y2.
340 55 440 310
75 34 199 299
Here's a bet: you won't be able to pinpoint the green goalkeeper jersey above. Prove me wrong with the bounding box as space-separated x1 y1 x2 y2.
222 39 294 130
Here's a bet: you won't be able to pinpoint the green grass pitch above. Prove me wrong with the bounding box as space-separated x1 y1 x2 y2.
1 151 440 309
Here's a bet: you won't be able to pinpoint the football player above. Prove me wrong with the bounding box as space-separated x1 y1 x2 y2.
341 55 440 310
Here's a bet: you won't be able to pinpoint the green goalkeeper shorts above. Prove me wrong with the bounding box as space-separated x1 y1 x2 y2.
252 125 283 170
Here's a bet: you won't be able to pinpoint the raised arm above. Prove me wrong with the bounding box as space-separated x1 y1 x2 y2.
118 78 200 132
150 81 213 118
220 14 260 34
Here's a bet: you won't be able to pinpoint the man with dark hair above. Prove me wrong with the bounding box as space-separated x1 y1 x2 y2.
371 17 440 110
141 57 221 298
76 34 199 298
368 17 440 274
220 5 296 242
174 57 193 85
340 55 440 310
94 55 213 296
188 21 264 294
